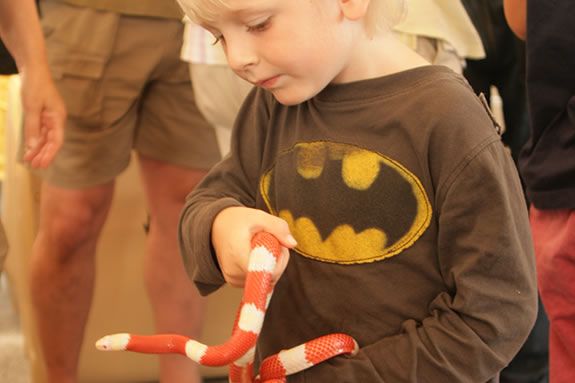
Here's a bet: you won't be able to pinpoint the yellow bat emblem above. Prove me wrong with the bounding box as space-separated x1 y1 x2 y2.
260 141 432 264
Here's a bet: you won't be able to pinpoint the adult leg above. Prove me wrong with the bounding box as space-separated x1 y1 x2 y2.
138 155 208 383
29 181 114 383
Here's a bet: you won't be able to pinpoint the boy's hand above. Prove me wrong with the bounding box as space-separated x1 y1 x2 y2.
212 206 297 287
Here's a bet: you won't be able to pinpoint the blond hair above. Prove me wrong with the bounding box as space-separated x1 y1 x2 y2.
366 0 406 36
177 0 405 36
176 0 226 24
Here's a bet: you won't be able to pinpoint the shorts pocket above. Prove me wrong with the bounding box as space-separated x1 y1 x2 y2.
40 1 119 123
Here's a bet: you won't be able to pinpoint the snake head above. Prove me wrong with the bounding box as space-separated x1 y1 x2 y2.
95 333 131 351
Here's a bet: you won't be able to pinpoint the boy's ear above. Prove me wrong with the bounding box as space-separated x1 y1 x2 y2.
338 0 370 21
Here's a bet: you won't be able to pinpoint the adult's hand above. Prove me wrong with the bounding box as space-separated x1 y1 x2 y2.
20 64 66 168
0 0 67 168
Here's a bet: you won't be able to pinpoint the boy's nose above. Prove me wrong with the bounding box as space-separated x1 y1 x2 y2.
225 38 258 73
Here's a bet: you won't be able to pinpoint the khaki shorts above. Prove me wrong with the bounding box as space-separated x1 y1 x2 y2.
40 1 221 188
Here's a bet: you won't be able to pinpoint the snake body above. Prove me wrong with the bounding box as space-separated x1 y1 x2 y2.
96 232 358 382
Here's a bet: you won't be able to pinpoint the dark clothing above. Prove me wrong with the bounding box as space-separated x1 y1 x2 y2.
462 0 529 162
180 66 537 382
518 2 575 383
0 41 17 75
462 3 549 382
501 296 549 383
519 1 575 209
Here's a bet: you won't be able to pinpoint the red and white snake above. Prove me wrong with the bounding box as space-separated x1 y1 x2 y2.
96 232 359 383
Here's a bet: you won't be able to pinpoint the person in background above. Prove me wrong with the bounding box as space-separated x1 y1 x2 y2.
462 0 529 162
177 0 537 380
504 1 575 382
463 2 549 382
29 0 221 382
0 0 66 272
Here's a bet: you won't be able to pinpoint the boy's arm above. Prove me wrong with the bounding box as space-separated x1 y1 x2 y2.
178 88 270 295
301 142 538 382
503 0 527 40
0 0 66 168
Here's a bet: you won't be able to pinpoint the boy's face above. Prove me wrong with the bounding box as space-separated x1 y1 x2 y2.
199 0 360 105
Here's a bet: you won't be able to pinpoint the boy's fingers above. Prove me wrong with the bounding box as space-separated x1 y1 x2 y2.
272 248 290 284
256 213 297 248
226 276 246 288
220 260 247 288
283 233 298 248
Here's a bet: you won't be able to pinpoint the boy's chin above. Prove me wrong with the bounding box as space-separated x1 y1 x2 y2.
271 88 317 106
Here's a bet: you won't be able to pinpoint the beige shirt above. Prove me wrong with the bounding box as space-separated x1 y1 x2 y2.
53 0 183 19
394 0 485 59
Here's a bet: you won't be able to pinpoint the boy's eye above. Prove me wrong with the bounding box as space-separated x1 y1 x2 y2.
246 18 271 33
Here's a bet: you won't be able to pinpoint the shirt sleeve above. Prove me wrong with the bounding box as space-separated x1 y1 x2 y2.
295 140 538 382
178 88 271 295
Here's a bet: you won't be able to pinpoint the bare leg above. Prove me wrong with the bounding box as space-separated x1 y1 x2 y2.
138 155 207 383
29 181 114 383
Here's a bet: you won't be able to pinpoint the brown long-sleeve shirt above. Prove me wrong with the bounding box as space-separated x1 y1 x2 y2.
180 66 537 382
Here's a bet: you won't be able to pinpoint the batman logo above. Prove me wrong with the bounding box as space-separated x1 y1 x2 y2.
260 141 432 264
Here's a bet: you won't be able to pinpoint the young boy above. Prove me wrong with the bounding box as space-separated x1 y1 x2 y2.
177 0 537 381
